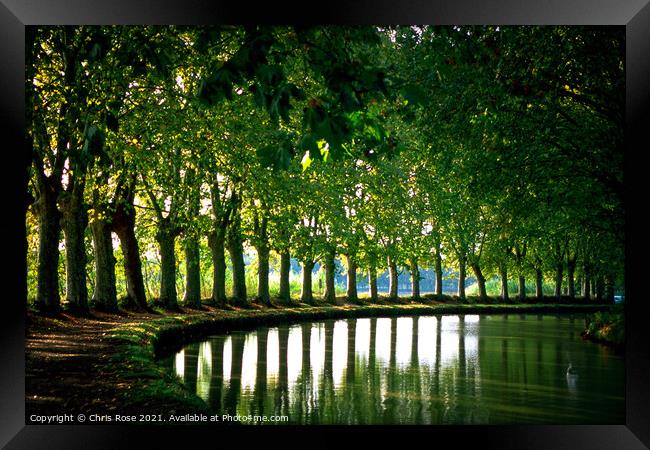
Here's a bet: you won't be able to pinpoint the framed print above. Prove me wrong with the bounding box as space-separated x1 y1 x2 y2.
1 1 648 448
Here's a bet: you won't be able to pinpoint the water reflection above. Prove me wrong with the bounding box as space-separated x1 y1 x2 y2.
162 314 624 425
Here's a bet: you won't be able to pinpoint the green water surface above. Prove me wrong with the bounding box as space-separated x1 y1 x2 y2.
160 314 624 425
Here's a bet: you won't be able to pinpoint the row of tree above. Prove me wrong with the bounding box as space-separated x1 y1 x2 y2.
26 25 624 313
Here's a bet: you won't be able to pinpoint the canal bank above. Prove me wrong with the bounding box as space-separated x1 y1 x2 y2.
26 301 616 422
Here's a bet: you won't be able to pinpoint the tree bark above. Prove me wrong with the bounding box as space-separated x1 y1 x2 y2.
90 217 117 311
499 265 509 302
35 177 62 313
434 250 443 296
595 275 604 302
253 213 270 305
256 244 270 305
208 229 227 307
60 181 88 312
300 260 315 304
346 254 358 303
279 250 291 304
605 274 615 304
518 276 526 301
112 201 148 309
388 256 398 300
457 255 466 300
409 258 420 300
567 256 576 299
183 236 201 308
368 265 378 302
582 263 591 300
156 220 178 309
208 179 231 307
470 262 487 302
322 248 336 304
514 245 527 302
554 263 563 300
535 268 544 299
227 213 247 305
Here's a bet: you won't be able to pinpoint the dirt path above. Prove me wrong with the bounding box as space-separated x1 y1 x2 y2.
25 307 209 418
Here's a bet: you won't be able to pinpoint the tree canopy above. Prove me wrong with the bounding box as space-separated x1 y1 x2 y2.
26 25 624 311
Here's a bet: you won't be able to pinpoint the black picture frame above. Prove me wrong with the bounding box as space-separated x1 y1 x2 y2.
1 1 648 448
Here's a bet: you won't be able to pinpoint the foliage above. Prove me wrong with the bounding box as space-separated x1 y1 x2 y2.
26 25 624 309
583 306 625 347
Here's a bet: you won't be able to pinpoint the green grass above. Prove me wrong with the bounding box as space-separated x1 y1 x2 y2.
466 277 557 297
106 316 214 415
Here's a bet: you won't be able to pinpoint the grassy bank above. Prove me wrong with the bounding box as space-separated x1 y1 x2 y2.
100 301 614 416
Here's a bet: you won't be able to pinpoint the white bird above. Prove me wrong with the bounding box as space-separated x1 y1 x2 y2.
566 362 579 395
566 363 578 377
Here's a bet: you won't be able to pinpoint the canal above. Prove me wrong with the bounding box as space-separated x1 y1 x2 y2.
159 314 624 424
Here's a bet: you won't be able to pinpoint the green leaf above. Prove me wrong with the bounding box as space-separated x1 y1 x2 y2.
301 150 313 171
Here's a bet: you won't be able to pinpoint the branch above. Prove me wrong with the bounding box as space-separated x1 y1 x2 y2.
140 174 164 221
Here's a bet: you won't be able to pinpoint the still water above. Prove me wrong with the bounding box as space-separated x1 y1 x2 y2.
159 314 624 425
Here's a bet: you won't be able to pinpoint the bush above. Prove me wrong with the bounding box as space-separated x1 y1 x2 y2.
583 306 624 346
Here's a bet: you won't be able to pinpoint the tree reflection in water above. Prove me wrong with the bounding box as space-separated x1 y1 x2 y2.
163 314 624 425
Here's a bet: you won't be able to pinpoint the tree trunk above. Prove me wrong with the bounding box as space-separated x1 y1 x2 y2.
434 250 443 296
457 255 466 300
595 275 604 302
156 221 178 309
322 248 336 304
582 264 591 300
35 178 62 313
470 262 487 302
409 258 420 300
253 213 270 306
300 260 315 304
388 256 398 300
256 244 270 305
208 229 227 307
279 251 291 304
368 265 378 302
60 182 88 312
183 168 202 308
554 263 563 300
518 276 526 301
227 219 247 305
535 268 544 299
499 265 509 302
576 276 583 296
112 202 148 309
346 254 358 303
567 257 576 299
514 245 527 302
90 218 117 311
605 274 615 304
183 236 201 308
